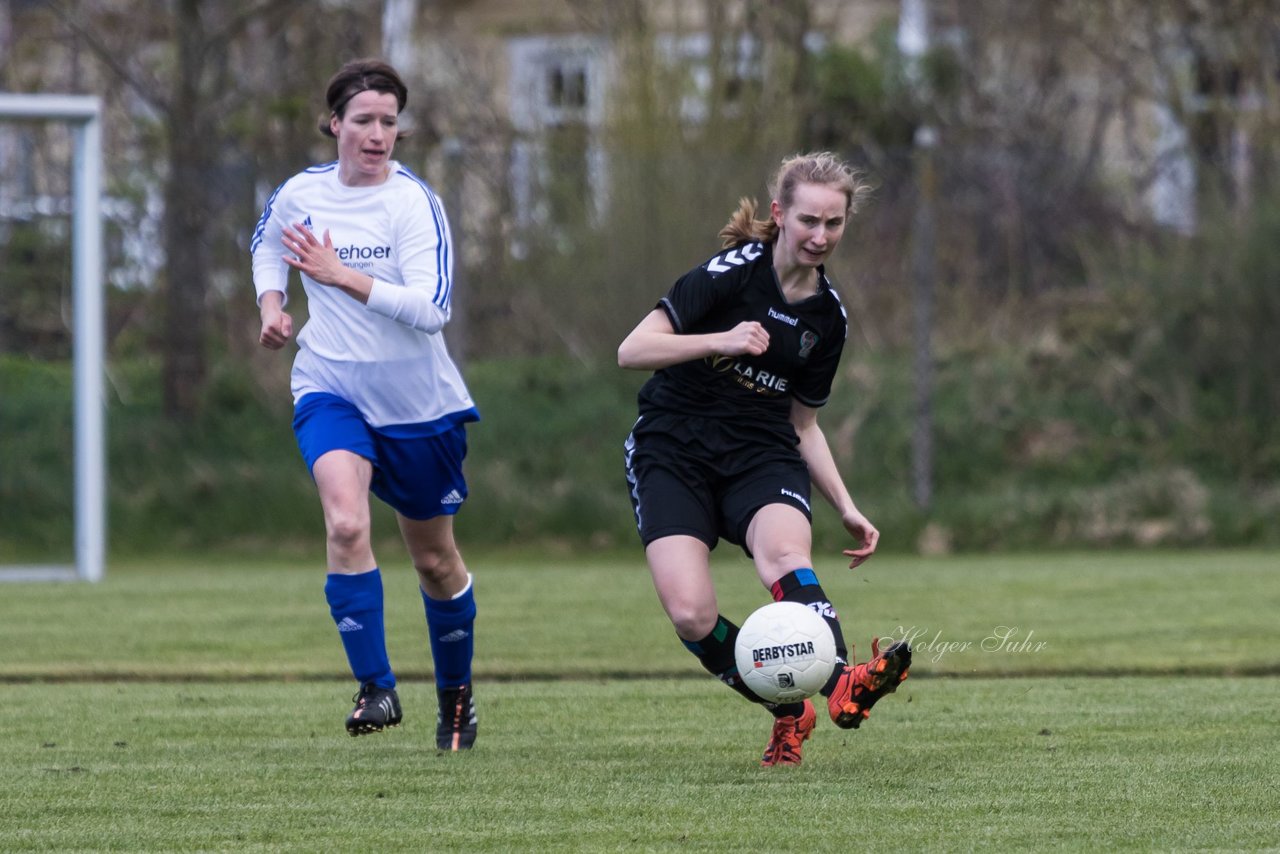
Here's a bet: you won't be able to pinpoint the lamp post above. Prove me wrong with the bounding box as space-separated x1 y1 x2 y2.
899 0 936 512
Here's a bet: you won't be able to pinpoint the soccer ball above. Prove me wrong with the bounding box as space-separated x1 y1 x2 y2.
734 601 837 703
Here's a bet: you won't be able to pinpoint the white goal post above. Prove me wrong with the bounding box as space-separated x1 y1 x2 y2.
0 93 105 583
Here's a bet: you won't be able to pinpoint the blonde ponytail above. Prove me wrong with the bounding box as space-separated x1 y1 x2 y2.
718 197 778 248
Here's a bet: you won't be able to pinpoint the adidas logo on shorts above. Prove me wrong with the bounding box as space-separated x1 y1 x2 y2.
440 490 464 505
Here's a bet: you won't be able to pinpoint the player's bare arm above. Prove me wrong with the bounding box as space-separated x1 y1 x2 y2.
618 308 769 370
790 400 879 567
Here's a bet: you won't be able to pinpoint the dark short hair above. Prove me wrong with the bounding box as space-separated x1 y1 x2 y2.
318 59 408 138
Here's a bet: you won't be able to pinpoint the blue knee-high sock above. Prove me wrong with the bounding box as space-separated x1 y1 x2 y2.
421 574 476 689
325 569 395 690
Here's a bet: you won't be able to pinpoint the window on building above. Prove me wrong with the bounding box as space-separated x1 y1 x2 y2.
507 36 609 251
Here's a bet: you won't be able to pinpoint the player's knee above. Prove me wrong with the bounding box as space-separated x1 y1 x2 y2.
757 547 811 579
325 511 369 553
667 601 718 641
412 547 461 585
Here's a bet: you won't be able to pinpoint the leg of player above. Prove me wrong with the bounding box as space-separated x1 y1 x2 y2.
399 513 477 751
747 503 850 667
744 504 832 765
647 534 812 766
646 534 719 643
314 450 403 736
747 503 911 732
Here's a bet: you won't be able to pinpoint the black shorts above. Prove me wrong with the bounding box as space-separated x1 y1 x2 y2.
623 411 812 552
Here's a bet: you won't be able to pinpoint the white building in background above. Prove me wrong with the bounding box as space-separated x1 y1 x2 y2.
506 32 612 248
405 0 1266 248
3 0 1270 285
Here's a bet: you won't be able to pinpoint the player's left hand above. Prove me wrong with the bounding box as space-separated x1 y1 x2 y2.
840 507 880 569
282 223 347 287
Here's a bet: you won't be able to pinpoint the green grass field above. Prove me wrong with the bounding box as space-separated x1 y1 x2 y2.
2 550 1278 851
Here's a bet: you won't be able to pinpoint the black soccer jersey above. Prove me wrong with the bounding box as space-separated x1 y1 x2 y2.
636 240 847 443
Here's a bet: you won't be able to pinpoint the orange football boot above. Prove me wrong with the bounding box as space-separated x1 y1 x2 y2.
826 638 911 729
761 699 817 767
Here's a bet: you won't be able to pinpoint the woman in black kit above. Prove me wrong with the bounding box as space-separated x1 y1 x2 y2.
619 152 911 767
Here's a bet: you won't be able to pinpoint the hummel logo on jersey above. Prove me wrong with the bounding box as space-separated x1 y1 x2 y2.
440 490 464 505
337 617 363 632
768 307 799 326
706 242 763 274
438 629 470 643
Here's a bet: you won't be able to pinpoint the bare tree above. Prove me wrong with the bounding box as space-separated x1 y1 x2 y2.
41 0 314 417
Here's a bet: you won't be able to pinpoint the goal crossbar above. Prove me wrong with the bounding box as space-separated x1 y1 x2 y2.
0 93 105 583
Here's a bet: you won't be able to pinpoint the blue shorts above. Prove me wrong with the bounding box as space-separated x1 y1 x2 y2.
293 392 476 521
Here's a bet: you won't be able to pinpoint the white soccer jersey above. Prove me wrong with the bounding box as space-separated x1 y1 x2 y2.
250 160 477 429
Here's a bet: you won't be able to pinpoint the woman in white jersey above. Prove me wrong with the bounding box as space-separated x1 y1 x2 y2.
251 59 479 750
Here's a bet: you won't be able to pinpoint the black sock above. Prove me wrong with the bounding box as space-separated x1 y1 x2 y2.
681 615 800 716
770 568 849 696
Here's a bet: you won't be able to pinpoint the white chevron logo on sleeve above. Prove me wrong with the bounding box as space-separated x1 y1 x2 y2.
706 242 762 274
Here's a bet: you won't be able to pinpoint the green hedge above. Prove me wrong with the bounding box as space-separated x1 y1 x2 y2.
3 337 1277 560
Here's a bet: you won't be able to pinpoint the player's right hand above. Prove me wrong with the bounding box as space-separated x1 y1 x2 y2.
721 321 769 356
259 307 293 350
840 506 880 569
